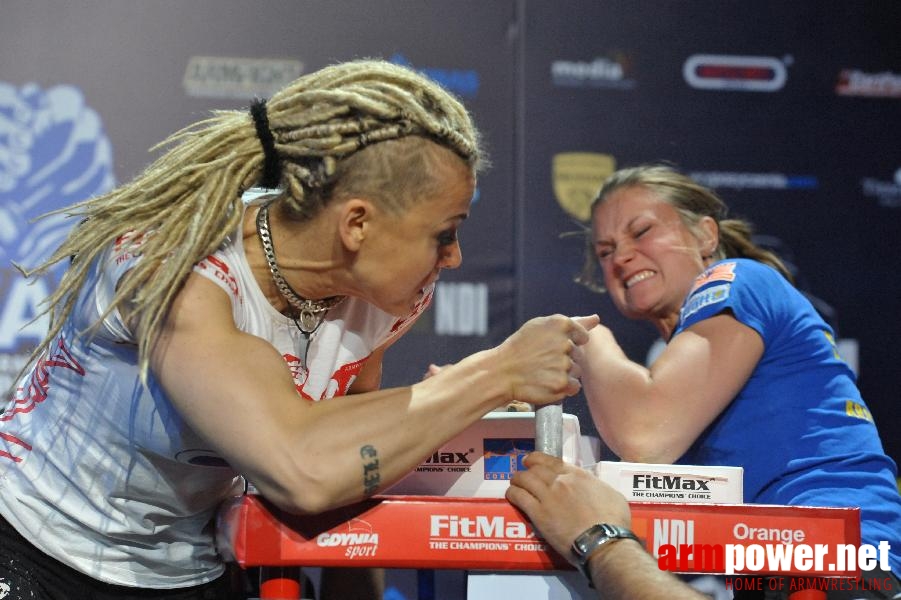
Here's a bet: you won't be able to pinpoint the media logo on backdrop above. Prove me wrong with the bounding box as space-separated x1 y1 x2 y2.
0 82 115 390
551 54 636 90
861 168 901 208
183 56 305 100
390 54 479 98
836 69 901 98
684 54 789 92
552 152 617 221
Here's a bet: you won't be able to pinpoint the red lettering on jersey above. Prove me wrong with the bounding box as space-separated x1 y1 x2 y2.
44 337 86 376
112 230 151 263
113 230 146 252
202 254 230 274
283 354 370 401
690 262 737 293
0 432 30 448
325 358 367 399
0 431 31 462
197 254 240 299
2 337 85 424
390 287 434 335
283 353 315 401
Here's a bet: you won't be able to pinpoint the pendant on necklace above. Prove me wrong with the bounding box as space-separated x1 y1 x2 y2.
296 309 322 334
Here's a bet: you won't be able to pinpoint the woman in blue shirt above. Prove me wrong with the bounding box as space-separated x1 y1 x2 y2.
576 164 900 598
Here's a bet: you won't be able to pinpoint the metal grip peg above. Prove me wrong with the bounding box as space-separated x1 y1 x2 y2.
535 403 563 458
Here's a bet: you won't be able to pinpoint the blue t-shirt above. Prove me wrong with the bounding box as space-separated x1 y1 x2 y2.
674 259 900 573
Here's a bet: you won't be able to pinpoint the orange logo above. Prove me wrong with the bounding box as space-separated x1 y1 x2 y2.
690 262 737 293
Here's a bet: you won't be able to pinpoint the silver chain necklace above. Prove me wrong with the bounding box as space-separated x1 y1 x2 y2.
256 202 345 335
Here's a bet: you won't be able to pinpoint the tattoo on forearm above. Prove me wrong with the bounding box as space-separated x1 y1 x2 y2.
360 444 381 496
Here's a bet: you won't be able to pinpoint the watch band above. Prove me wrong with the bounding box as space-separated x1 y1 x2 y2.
571 523 640 584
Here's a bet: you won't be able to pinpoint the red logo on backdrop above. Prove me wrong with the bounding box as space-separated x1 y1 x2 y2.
683 54 788 92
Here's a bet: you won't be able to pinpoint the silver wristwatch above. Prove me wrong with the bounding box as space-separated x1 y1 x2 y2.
571 523 640 583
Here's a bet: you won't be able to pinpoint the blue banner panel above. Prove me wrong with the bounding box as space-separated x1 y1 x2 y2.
517 1 901 462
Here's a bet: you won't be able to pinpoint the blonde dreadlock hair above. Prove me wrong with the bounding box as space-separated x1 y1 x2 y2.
20 59 484 383
575 164 792 293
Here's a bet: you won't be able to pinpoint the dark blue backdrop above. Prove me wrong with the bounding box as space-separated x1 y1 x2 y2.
2 0 898 468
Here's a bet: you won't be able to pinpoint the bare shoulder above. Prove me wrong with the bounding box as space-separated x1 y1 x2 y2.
161 272 237 332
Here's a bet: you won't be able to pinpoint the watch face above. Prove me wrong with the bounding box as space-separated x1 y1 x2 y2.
574 525 606 557
573 524 628 560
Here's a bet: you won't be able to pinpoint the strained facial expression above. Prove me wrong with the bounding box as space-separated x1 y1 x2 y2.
355 153 475 317
592 186 709 321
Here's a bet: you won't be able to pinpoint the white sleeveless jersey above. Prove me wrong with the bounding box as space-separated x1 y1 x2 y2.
0 216 431 588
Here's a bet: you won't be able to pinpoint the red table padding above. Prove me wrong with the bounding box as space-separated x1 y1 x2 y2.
217 494 860 577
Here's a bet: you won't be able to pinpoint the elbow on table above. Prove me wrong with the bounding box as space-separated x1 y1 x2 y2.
269 488 339 516
604 431 687 465
250 460 350 516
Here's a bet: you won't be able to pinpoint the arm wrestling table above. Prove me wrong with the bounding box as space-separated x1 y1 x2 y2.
216 493 860 600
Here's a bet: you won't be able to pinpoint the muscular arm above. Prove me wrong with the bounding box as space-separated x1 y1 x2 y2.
149 274 594 514
577 313 762 463
587 540 706 600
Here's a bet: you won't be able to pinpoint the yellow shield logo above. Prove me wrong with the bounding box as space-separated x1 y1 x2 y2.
552 153 616 222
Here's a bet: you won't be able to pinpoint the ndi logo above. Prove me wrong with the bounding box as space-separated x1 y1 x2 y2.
0 82 115 389
434 281 488 336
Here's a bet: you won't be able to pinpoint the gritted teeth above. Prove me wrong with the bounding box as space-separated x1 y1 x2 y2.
625 270 655 288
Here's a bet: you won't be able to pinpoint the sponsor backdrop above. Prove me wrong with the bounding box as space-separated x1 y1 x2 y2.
516 2 901 463
1 1 899 596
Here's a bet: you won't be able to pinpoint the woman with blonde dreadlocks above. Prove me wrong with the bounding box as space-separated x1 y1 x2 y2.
0 60 597 599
